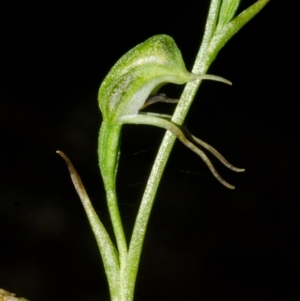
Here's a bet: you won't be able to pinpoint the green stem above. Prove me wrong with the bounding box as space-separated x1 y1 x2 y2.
124 1 221 299
124 0 270 300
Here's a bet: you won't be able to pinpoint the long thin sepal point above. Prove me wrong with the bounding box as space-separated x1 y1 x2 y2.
56 151 120 299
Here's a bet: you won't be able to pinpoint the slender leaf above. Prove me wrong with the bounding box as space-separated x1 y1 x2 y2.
217 0 241 30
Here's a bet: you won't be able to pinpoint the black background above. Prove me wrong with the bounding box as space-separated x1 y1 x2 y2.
1 1 299 300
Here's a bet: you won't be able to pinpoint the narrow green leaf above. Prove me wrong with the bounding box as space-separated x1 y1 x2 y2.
56 151 121 299
217 0 241 30
206 0 271 65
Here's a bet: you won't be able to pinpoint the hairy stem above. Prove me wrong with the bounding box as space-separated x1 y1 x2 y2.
124 1 270 300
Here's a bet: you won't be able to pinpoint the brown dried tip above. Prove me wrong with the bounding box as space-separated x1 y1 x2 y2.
56 150 87 196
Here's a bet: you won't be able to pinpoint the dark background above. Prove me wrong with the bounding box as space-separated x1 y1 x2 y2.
1 1 299 300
